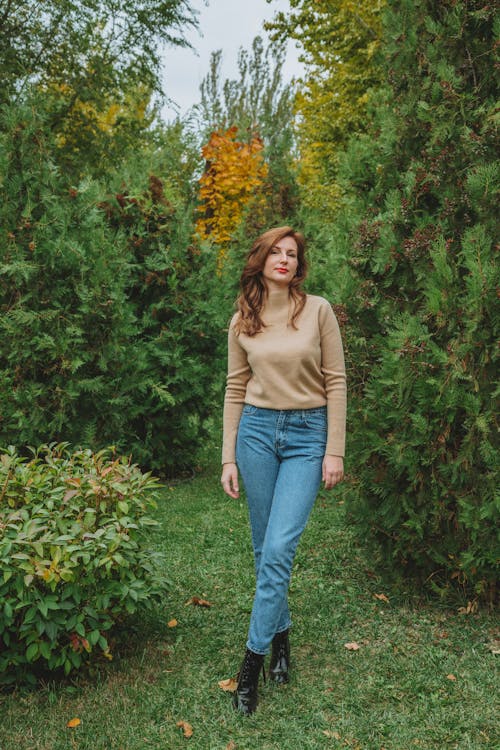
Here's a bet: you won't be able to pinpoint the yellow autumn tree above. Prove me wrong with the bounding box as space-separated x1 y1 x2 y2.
196 126 268 265
266 0 385 217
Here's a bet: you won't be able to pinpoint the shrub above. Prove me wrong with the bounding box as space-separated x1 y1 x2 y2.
0 100 226 474
0 443 168 685
331 1 498 598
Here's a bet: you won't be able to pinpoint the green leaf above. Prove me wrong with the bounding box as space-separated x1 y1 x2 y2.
26 642 39 662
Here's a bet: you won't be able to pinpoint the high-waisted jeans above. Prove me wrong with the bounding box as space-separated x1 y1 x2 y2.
236 404 327 655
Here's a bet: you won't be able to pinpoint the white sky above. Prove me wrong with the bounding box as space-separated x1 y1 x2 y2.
160 0 303 121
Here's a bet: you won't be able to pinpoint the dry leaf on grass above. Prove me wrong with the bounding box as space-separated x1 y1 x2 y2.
374 593 389 603
322 730 341 739
218 677 238 692
226 742 237 750
176 720 193 738
167 618 178 628
67 718 81 728
185 596 212 608
344 641 361 651
446 673 457 681
458 600 478 615
486 639 500 655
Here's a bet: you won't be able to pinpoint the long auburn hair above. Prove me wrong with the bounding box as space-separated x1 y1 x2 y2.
234 226 307 337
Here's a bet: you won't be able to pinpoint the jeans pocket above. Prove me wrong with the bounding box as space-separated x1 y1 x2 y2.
242 404 258 415
302 410 327 431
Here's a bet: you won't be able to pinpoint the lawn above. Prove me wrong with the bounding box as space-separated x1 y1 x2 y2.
0 464 498 750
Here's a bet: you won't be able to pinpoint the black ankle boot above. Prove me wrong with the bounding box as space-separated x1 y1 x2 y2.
269 629 290 684
233 648 265 715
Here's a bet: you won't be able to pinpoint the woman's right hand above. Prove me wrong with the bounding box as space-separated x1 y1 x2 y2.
221 462 240 499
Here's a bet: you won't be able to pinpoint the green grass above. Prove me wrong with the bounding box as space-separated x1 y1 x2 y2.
0 465 498 750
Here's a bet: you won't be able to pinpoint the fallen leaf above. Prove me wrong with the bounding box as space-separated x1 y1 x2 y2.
167 618 178 628
446 673 457 681
458 600 478 615
344 642 361 651
218 677 238 692
226 742 237 750
67 718 81 728
322 730 341 739
185 596 212 608
374 593 389 603
435 630 449 640
176 720 193 738
486 639 500 655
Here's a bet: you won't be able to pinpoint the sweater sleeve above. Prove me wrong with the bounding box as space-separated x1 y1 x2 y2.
319 301 347 457
222 315 252 464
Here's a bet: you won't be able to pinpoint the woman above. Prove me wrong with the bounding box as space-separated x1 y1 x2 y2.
221 226 346 715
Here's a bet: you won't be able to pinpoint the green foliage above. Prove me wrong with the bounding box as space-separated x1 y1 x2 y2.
0 443 168 685
0 1 197 177
0 100 134 454
267 0 385 217
332 0 499 596
97 175 229 473
0 0 196 101
0 99 227 474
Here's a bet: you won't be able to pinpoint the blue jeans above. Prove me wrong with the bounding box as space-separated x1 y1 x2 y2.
236 405 327 655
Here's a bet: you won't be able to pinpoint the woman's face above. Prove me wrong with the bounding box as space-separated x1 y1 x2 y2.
261 236 299 289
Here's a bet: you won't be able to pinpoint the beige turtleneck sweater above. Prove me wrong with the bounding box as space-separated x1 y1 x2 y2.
222 289 347 464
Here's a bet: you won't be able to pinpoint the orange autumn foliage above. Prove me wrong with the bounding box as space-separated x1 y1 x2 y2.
196 126 268 264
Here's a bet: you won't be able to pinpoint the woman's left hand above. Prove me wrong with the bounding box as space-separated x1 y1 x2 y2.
322 455 344 490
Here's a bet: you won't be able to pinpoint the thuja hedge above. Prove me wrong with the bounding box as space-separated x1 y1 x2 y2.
326 0 498 597
0 443 168 685
0 99 228 476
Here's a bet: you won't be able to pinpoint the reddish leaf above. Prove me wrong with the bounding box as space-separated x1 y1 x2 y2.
176 720 193 738
185 596 212 608
218 677 238 692
63 490 79 502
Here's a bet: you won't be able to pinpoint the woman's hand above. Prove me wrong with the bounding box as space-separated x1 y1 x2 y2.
221 462 240 499
322 455 344 490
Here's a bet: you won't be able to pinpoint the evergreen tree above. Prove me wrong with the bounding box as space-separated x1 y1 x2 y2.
0 101 134 452
0 99 226 474
337 0 498 596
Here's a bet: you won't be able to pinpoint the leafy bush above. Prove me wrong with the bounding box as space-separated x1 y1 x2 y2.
0 443 168 685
